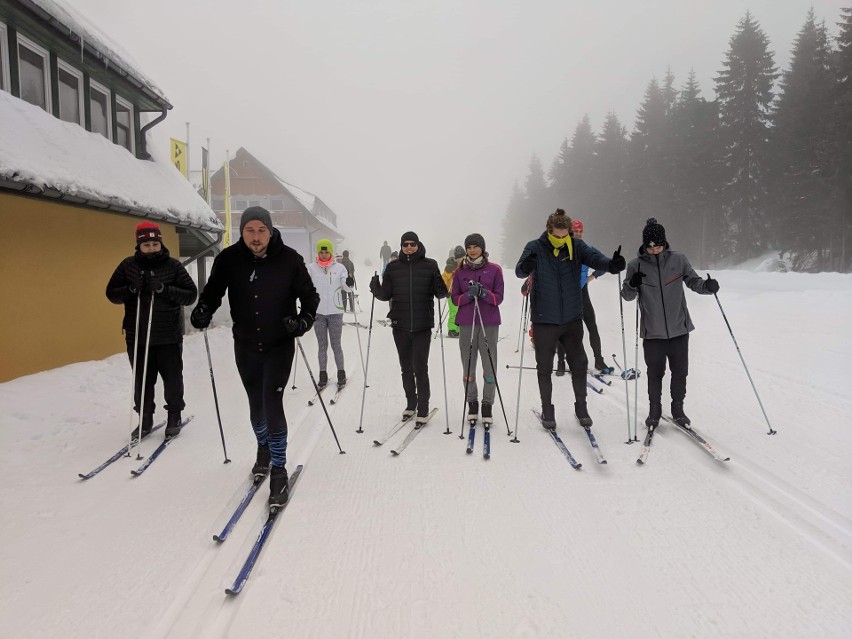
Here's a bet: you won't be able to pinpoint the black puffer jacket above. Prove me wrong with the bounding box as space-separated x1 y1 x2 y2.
515 232 611 325
197 229 319 351
372 243 447 332
106 245 198 344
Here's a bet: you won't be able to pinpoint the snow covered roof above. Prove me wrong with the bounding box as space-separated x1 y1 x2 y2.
0 91 222 232
23 0 169 106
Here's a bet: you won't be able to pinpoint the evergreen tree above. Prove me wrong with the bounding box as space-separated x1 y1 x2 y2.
500 181 528 264
715 11 779 259
670 70 723 266
627 76 676 226
593 111 630 249
552 116 597 217
773 9 836 270
834 5 852 271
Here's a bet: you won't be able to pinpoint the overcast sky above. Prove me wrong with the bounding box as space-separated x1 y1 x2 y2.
67 0 848 261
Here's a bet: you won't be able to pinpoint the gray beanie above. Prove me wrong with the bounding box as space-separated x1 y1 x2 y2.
240 206 273 234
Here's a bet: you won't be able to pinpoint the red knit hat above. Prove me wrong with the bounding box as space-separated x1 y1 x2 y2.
572 219 584 232
135 221 162 245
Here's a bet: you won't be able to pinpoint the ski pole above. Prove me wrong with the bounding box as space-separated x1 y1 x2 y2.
617 267 633 445
356 273 377 434
511 293 530 443
351 300 368 377
437 300 452 435
473 296 512 437
135 289 156 459
708 273 776 435
204 329 231 463
459 301 477 440
296 337 346 453
126 289 143 454
632 268 641 442
290 349 299 390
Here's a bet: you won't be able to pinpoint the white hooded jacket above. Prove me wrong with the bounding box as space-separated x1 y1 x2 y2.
307 260 350 316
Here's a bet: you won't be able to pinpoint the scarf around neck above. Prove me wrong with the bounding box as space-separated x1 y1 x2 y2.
547 233 573 259
464 255 487 270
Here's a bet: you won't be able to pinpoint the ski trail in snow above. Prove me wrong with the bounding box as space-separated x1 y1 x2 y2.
148 399 327 638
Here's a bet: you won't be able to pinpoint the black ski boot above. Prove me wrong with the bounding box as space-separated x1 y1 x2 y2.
318 371 328 389
481 403 493 427
269 465 289 507
131 413 154 440
337 370 347 388
671 402 691 427
467 400 479 422
415 407 431 428
164 412 182 438
540 404 556 430
645 402 662 429
555 358 566 377
575 401 593 429
252 443 271 478
594 357 613 374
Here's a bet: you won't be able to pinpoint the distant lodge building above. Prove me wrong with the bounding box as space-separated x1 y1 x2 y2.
0 0 221 382
210 148 343 262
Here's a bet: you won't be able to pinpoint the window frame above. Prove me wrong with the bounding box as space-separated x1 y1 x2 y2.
16 33 51 112
56 58 84 125
114 93 135 153
0 21 10 93
88 78 112 141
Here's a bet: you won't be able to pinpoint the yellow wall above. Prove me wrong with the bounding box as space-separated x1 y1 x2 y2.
0 193 180 382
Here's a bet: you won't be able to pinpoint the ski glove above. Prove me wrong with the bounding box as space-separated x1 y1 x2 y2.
607 246 626 274
519 253 537 275
190 303 212 329
145 272 164 294
369 274 380 295
705 275 720 294
128 272 143 294
628 271 645 288
346 276 355 288
284 313 313 338
467 281 487 300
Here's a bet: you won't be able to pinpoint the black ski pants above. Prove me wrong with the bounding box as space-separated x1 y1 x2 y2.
234 339 295 467
643 334 689 405
533 320 587 406
555 287 602 365
126 341 185 416
392 328 432 416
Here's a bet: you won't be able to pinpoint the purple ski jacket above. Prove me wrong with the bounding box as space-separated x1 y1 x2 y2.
451 260 504 326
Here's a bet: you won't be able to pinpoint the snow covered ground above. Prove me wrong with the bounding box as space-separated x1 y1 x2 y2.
1 269 851 638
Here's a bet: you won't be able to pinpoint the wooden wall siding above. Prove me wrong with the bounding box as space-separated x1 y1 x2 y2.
0 193 180 382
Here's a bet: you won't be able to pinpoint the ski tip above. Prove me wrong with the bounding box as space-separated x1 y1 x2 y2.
636 459 644 465
225 588 240 596
599 460 608 464
78 473 91 480
213 535 225 542
372 441 382 446
390 450 400 456
465 448 473 454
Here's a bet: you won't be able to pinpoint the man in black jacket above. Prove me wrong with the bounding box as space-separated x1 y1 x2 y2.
106 222 198 440
190 207 319 507
516 210 625 430
370 231 447 424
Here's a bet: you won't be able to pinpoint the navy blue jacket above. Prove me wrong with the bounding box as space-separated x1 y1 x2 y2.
516 232 611 325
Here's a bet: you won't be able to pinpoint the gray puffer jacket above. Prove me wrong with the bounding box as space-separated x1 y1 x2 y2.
620 247 713 340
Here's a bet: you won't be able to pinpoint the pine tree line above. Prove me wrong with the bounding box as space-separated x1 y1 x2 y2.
501 8 852 272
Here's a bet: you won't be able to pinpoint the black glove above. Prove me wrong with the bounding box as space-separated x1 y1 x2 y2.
145 271 164 294
369 274 380 294
628 271 645 288
520 279 530 296
705 275 720 294
128 271 143 294
285 314 313 338
467 281 486 300
519 253 537 274
608 245 626 274
190 303 212 329
346 276 355 288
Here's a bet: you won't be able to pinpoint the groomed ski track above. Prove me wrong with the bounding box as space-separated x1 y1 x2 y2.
1 272 850 638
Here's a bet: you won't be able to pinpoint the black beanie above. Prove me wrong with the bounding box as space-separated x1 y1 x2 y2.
400 231 419 246
464 233 486 252
642 217 667 248
240 206 273 234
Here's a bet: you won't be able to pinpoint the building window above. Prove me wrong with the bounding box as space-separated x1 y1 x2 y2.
115 94 134 152
0 21 10 93
234 199 247 210
89 79 111 140
57 60 83 125
270 199 284 210
17 35 51 112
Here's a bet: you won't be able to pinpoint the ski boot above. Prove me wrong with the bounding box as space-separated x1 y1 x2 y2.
164 412 182 438
337 370 347 388
575 401 593 429
645 402 662 429
555 358 566 377
415 407 431 428
481 403 493 427
252 442 271 478
671 402 691 427
269 465 289 507
540 404 556 430
594 357 614 375
131 413 154 440
317 371 328 390
467 400 479 424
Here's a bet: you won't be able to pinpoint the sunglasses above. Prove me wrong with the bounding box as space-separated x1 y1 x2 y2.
402 241 418 247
